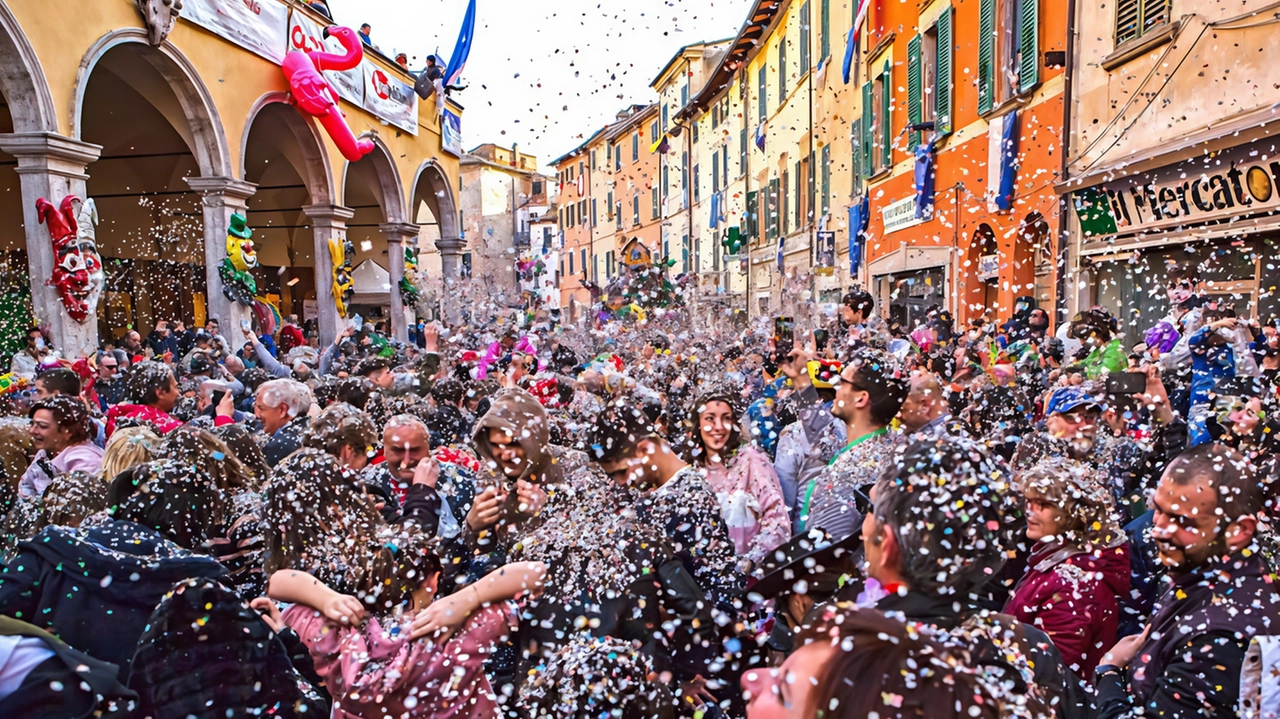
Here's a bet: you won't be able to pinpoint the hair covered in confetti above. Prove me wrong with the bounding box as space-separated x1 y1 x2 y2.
124 360 176 405
157 425 254 491
100 425 160 482
518 635 675 719
793 603 1002 719
1018 456 1124 551
871 437 1018 597
109 458 228 551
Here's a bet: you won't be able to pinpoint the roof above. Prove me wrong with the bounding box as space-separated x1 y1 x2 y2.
650 37 736 90
604 104 658 141
676 0 786 123
548 125 609 168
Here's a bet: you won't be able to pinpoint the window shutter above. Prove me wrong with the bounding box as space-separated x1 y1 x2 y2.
861 82 873 173
936 8 954 135
907 35 923 149
978 0 995 114
851 119 862 195
746 189 758 239
821 0 831 60
1019 0 1039 90
880 66 892 170
821 145 831 217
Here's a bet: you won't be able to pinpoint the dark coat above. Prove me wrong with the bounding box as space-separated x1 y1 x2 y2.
0 615 137 718
0 521 225 681
1096 550 1280 719
262 416 309 467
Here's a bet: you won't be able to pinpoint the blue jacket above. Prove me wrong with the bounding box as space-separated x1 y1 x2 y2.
1187 326 1237 405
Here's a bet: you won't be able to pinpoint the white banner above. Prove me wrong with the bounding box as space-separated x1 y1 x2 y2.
441 109 463 157
362 62 419 135
286 11 364 105
180 0 289 64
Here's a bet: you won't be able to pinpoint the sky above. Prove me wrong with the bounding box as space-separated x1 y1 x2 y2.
327 0 754 170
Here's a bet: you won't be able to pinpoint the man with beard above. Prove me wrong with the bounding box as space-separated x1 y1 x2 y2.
1094 443 1280 719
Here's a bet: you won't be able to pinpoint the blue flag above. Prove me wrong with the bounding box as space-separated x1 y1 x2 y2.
841 28 856 84
443 0 477 88
848 196 869 277
995 109 1019 211
914 142 936 220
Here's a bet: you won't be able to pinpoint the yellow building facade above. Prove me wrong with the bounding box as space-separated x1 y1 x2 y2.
0 0 461 355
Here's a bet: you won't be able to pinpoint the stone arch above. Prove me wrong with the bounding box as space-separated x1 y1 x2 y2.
410 158 459 240
240 92 335 206
72 28 230 177
341 134 406 224
0 2 58 133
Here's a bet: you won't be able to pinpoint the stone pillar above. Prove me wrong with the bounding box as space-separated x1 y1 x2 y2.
185 177 257 336
435 236 465 322
380 222 420 344
0 132 103 357
303 204 355 347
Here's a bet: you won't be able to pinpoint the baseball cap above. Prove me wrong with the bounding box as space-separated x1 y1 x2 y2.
1045 386 1103 416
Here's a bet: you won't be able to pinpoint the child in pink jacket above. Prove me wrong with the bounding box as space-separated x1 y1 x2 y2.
266 552 546 719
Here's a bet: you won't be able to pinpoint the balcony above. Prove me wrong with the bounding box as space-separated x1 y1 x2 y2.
514 231 532 248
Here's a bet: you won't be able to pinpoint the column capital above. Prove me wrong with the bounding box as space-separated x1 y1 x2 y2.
0 132 101 165
379 222 421 242
435 237 465 253
302 204 355 223
185 176 257 200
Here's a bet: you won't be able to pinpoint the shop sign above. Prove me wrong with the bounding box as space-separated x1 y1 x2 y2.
441 109 463 157
1077 139 1280 243
815 230 836 275
181 0 289 64
288 11 364 105
362 62 419 135
882 196 925 235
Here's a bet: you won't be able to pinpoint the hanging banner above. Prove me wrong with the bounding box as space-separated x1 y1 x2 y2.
180 0 289 64
363 62 419 135
815 230 836 275
441 109 463 156
287 11 364 105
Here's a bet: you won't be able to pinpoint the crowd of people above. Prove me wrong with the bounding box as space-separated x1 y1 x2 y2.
0 267 1275 718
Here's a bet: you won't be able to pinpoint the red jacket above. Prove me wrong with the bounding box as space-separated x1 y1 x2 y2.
1004 541 1131 681
105 404 183 438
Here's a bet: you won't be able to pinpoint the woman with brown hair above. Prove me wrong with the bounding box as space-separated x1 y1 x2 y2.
19 396 103 501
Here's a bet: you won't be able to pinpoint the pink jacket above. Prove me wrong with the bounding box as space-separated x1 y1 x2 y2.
17 442 104 499
702 444 790 564
284 602 516 719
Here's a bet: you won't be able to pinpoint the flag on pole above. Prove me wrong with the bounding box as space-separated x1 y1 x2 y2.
443 0 477 88
842 0 873 84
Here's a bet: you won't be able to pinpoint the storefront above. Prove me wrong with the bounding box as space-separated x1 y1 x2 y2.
867 245 954 330
1071 136 1280 348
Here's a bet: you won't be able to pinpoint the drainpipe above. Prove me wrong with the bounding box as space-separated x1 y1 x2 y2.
1056 0 1078 330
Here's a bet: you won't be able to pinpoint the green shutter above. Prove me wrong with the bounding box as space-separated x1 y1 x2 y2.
880 66 892 169
861 82 873 173
746 190 758 239
821 145 831 217
936 8 954 135
821 0 831 60
851 120 862 195
1019 0 1039 90
907 35 923 149
978 0 995 114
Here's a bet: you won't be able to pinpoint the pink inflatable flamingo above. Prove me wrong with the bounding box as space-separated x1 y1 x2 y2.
282 26 376 162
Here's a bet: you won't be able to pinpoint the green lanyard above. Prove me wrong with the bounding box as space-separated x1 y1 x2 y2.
799 427 889 531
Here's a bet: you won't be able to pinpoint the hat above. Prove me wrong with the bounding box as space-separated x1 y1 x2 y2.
228 212 252 240
750 528 861 599
806 359 843 390
1045 386 1103 416
188 353 214 375
1144 321 1180 354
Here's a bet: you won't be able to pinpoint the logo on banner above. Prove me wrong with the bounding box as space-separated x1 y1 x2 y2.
372 69 391 100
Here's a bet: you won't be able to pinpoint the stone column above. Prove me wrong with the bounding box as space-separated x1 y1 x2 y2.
0 132 103 357
434 236 465 322
380 222 421 344
303 204 355 347
185 177 257 336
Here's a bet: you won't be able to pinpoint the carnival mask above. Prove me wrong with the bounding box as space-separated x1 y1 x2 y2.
36 196 104 324
329 237 355 317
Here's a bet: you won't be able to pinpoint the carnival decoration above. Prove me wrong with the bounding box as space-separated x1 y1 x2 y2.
399 245 420 307
136 0 182 47
328 237 356 317
282 26 376 162
35 196 104 324
219 213 258 307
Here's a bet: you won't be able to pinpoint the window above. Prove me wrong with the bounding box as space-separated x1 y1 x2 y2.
1116 0 1169 45
662 104 669 132
800 2 811 71
632 132 639 162
578 161 584 177
681 152 689 207
693 164 701 203
652 186 660 219
746 190 759 240
560 259 565 278
615 143 622 171
722 146 730 187
616 202 623 230
662 165 670 197
861 62 892 175
606 252 613 278
632 195 640 226
712 152 721 193
692 120 699 144
590 151 597 171
607 143 612 165
567 203 574 228
978 0 1039 113
593 254 599 283
591 198 598 227
740 129 748 177
650 120 659 145
606 190 613 218
778 41 788 100
780 166 790 235
569 251 575 275
580 249 587 278
712 105 720 129
532 180 543 195
579 200 586 225
766 178 780 240
821 144 831 218
681 83 689 107
820 0 831 60
681 234 689 272
758 65 768 121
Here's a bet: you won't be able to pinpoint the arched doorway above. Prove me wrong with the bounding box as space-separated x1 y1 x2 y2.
0 3 74 359
241 97 335 342
410 160 460 318
342 139 409 336
970 223 999 317
75 32 230 344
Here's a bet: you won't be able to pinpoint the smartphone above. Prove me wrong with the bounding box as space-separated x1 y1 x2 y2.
210 389 228 408
1106 371 1147 395
814 328 830 352
352 314 363 330
773 316 795 359
240 319 251 332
